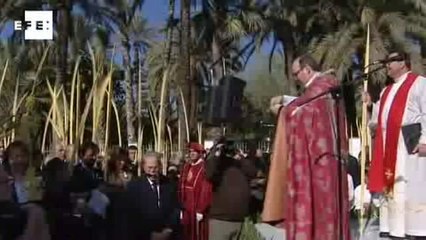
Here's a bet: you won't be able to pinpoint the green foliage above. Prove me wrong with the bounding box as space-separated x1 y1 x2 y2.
244 53 295 122
239 218 263 240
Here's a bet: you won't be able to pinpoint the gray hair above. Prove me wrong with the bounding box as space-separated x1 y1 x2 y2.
142 151 162 165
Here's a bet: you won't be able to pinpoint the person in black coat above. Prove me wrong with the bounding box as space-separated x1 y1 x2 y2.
68 141 106 240
347 154 361 187
120 152 181 240
69 142 104 193
0 163 27 240
42 157 73 240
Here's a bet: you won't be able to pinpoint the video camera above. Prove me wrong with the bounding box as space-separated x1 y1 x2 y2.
211 136 238 158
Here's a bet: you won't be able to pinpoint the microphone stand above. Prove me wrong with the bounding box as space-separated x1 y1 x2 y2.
293 65 385 239
294 65 385 110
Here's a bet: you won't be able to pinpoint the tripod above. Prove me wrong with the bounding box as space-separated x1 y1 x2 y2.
294 65 384 239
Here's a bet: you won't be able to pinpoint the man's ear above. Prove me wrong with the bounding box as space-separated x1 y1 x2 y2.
305 65 313 74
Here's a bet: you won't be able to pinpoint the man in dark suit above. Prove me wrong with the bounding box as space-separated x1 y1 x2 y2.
68 141 106 239
121 152 181 240
69 142 104 193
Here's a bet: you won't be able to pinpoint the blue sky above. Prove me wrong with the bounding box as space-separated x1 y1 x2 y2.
143 0 175 27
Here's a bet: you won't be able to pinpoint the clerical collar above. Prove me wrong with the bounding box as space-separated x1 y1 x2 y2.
191 159 203 166
305 72 320 88
394 71 410 83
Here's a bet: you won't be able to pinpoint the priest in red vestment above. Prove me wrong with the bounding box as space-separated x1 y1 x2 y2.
271 54 351 240
179 142 212 240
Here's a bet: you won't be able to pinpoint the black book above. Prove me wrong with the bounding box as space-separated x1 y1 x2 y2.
402 123 422 154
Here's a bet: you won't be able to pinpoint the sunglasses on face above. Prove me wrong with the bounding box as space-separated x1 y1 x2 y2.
386 56 405 64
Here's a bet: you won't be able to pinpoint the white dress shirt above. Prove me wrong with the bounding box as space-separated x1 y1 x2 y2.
14 180 28 204
354 184 371 210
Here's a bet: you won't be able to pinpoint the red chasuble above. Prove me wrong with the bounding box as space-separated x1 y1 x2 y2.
179 160 212 240
284 74 351 240
368 73 418 193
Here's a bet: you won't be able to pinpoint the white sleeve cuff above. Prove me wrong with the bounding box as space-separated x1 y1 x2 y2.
282 95 298 106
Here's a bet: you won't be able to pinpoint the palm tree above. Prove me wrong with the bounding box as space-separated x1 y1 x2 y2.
177 0 263 133
310 0 426 81
179 0 195 143
235 0 336 94
55 0 72 87
100 0 152 145
246 0 426 83
0 39 53 149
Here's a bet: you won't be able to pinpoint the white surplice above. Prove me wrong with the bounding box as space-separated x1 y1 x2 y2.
369 71 426 237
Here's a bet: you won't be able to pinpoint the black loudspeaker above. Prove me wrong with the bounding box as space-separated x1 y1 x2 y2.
203 76 246 125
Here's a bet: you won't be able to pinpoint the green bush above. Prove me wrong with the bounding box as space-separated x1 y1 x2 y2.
238 218 264 240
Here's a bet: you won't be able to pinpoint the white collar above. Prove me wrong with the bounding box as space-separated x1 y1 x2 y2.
191 159 203 166
305 72 320 88
394 71 410 84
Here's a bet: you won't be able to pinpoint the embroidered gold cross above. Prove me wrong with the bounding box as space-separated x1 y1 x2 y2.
385 169 393 180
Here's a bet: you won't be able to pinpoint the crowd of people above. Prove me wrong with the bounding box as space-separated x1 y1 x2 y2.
0 139 267 240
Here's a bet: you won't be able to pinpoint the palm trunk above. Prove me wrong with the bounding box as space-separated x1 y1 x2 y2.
136 47 143 160
166 0 176 64
188 59 198 135
207 5 226 139
54 0 70 146
56 0 70 87
180 0 191 140
123 42 136 145
211 34 222 84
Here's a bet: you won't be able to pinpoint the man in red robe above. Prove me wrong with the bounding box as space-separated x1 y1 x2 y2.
179 142 212 240
270 54 351 240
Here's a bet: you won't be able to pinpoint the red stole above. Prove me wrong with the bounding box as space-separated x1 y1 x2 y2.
368 72 418 193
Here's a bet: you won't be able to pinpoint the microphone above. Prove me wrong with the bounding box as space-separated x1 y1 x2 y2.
259 121 275 127
369 56 405 66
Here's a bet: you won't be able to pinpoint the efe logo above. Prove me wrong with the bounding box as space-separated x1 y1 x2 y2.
14 11 53 40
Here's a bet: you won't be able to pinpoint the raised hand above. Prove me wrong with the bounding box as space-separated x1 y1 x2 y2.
361 91 372 106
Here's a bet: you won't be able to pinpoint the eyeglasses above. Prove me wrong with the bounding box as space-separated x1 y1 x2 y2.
292 67 304 77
